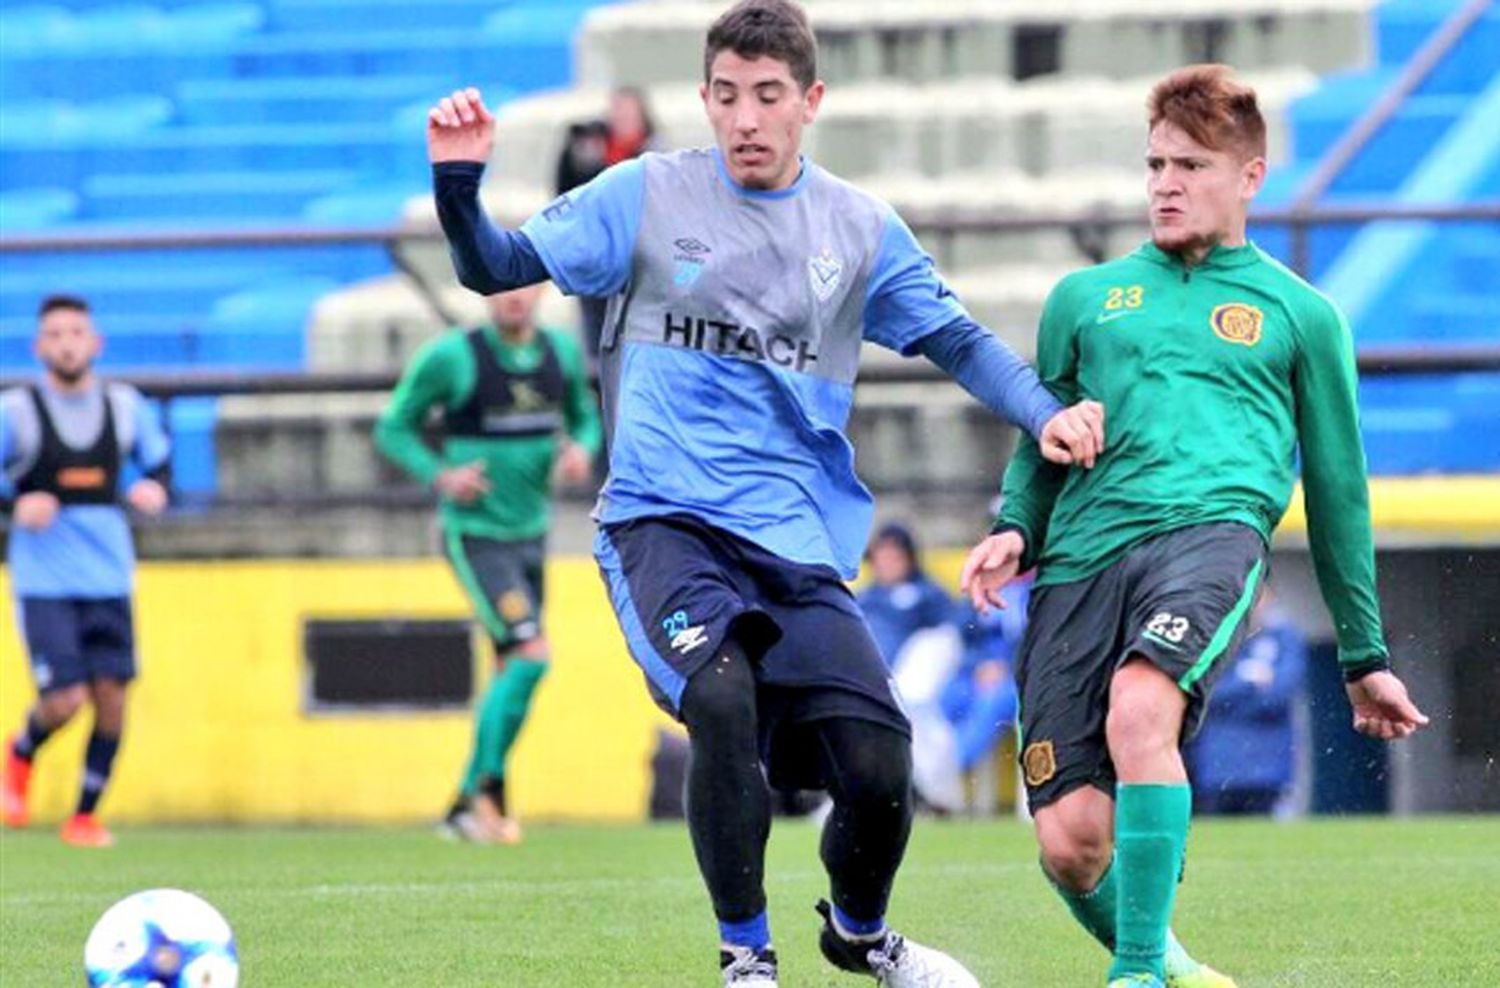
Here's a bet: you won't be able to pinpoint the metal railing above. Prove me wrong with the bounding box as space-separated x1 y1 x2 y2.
5 0 1497 510
1286 0 1496 273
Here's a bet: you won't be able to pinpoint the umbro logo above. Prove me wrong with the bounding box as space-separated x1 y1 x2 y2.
673 238 712 289
671 625 709 655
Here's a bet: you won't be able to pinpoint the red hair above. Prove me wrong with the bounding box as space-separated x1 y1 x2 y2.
1148 64 1266 160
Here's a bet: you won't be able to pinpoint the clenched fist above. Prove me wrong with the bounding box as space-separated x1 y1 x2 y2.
427 87 496 164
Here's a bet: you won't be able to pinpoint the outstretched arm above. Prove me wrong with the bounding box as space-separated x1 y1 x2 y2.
916 320 1104 468
864 210 1104 466
1295 298 1427 739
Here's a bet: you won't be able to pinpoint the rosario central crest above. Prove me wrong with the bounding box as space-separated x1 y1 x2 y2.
1210 302 1264 347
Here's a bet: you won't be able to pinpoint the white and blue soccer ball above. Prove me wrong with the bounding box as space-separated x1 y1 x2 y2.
84 889 239 987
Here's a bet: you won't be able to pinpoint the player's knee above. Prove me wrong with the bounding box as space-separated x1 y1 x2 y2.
39 685 87 725
1105 704 1180 771
1106 661 1183 761
680 648 756 736
88 680 128 731
1035 798 1112 890
839 756 910 819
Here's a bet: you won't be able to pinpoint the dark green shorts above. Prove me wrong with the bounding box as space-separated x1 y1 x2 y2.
443 532 545 650
1015 522 1267 810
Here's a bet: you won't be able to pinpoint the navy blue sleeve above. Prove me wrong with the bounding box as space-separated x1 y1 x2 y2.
863 209 969 354
520 157 646 297
433 162 550 293
916 316 1064 440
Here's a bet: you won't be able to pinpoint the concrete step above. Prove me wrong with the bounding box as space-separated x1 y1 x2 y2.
576 0 1371 88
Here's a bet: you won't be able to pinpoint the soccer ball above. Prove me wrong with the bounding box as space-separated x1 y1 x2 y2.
84 889 239 987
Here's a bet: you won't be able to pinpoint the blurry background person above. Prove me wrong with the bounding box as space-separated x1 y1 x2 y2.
2 294 171 847
858 521 955 671
856 522 967 811
553 86 659 366
944 577 1026 789
1186 591 1309 816
374 284 601 843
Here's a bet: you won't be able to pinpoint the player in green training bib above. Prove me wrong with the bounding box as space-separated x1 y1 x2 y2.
959 66 1430 988
376 284 601 843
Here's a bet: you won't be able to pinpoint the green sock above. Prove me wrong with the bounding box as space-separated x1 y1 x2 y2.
1047 857 1199 978
459 676 507 797
488 657 548 778
1047 858 1119 950
1109 783 1192 981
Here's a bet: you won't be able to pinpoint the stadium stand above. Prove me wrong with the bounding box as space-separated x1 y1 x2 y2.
3 0 1495 497
1 0 623 492
304 0 1494 488
1251 0 1500 474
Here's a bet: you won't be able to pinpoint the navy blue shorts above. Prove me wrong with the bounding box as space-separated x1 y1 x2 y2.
18 596 137 692
595 514 908 785
442 531 545 650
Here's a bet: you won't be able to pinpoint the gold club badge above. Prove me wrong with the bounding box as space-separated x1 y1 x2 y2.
497 590 532 623
1022 740 1057 787
1210 303 1264 346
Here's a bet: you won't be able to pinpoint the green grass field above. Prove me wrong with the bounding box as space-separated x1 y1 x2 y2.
3 817 1496 986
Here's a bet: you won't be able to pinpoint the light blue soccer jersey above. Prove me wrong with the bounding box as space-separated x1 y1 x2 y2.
0 381 170 597
522 148 967 577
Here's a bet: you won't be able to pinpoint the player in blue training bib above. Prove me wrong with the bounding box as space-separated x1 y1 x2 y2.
2 294 172 848
425 2 1105 985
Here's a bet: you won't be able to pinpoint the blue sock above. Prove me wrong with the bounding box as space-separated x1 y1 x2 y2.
12 711 53 761
719 911 771 951
76 732 120 815
832 902 886 940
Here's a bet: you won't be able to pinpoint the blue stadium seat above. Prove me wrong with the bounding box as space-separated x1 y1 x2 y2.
0 187 80 230
1 311 209 368
300 184 418 224
0 6 79 51
1360 373 1500 474
0 2 263 53
0 263 298 319
482 0 603 42
1251 1 1499 475
1290 86 1471 196
1 0 618 498
0 124 425 190
0 95 172 144
164 396 219 495
161 2 264 43
1377 0 1500 95
0 244 390 281
80 168 363 221
200 275 341 367
176 74 448 125
266 0 514 33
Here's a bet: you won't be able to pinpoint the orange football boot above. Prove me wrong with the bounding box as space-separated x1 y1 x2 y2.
2 735 31 829
60 813 115 848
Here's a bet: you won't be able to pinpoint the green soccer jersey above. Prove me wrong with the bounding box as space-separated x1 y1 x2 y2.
998 240 1388 670
375 324 602 542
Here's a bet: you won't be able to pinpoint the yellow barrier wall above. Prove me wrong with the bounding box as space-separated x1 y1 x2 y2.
5 477 1494 825
1 559 676 825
